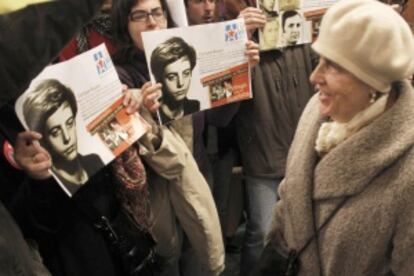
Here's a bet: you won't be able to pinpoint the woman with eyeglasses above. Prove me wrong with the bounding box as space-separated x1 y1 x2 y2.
111 0 234 275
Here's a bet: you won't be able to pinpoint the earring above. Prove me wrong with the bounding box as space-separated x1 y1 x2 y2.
370 91 377 103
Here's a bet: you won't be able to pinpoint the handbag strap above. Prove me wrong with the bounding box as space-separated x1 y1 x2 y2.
285 195 352 276
297 195 351 257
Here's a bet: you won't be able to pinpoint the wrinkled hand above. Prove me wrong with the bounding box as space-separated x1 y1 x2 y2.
246 40 260 68
141 81 162 113
14 131 52 180
239 7 266 39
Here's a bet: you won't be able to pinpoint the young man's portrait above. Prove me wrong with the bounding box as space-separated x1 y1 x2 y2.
282 10 302 46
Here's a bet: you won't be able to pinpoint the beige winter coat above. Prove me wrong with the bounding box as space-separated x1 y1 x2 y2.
139 126 224 275
268 80 414 275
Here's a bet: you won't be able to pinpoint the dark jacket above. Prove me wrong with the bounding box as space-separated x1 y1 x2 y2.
0 107 154 276
0 105 25 206
236 45 317 178
0 0 102 107
0 202 51 276
0 105 51 276
18 169 125 276
0 106 122 276
58 153 104 195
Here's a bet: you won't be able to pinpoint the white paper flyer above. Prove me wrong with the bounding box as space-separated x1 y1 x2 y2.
142 18 252 124
15 44 150 196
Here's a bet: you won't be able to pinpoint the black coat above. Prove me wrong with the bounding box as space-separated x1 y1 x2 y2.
0 0 102 107
0 103 123 276
236 45 317 178
0 103 153 276
28 172 123 276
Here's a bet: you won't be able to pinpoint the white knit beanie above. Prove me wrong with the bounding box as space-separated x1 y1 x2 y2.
312 0 414 93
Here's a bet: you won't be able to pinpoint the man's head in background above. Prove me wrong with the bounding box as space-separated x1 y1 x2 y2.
184 0 217 25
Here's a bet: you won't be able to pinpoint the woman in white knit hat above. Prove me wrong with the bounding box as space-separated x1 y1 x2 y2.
253 0 414 275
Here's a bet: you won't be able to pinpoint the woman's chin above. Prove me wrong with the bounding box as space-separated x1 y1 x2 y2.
319 102 331 116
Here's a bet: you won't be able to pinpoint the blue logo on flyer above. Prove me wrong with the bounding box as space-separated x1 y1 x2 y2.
93 51 112 75
225 23 242 42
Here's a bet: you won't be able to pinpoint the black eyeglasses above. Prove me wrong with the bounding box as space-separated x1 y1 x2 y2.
129 7 166 23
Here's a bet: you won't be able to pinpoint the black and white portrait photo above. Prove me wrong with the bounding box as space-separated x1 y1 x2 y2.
150 37 200 124
23 79 104 195
259 17 281 50
259 0 278 17
281 10 303 46
278 0 300 11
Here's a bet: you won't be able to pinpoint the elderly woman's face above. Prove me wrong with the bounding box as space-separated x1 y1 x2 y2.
310 57 372 123
163 56 192 102
44 103 78 162
128 0 167 51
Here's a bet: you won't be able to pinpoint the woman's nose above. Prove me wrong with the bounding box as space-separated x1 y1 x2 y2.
62 127 71 144
147 14 157 27
205 1 214 11
309 62 323 86
177 75 184 88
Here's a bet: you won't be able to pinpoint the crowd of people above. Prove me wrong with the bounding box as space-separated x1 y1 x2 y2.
0 0 413 276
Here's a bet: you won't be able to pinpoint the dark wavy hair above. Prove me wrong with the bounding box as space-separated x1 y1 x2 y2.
149 37 197 83
111 0 175 51
23 79 77 134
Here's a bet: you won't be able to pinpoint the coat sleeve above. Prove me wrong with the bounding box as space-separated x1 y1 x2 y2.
139 125 225 275
0 0 102 106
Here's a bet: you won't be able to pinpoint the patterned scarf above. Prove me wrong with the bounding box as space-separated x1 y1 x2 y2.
112 143 152 231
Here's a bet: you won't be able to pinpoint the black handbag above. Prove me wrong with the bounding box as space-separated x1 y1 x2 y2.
78 202 161 276
252 244 299 276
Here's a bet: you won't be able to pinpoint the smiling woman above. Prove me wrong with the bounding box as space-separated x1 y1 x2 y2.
22 79 104 195
255 0 414 275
